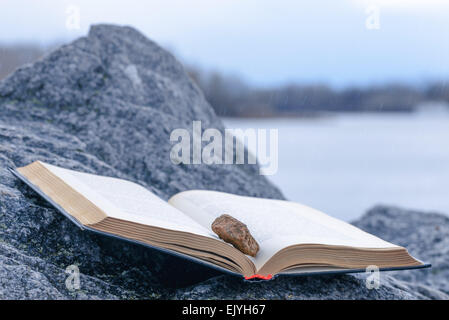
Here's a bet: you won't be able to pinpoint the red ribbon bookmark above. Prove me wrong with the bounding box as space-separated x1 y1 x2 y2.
244 274 273 280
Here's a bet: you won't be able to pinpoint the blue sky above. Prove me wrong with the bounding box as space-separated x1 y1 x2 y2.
1 0 448 87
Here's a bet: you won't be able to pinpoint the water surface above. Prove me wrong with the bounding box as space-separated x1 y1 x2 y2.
224 112 449 221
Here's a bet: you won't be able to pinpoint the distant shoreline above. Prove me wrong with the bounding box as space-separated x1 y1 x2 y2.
221 105 449 120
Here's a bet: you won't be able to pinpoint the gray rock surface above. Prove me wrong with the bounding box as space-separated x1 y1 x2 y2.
173 273 439 300
0 24 446 299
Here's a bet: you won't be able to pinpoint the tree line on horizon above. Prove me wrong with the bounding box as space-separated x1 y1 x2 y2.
1 44 448 117
187 66 449 117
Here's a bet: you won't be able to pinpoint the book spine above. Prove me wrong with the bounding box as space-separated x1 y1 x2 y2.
244 274 273 281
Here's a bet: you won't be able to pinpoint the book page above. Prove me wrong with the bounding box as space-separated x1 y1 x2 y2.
169 190 400 269
41 163 213 237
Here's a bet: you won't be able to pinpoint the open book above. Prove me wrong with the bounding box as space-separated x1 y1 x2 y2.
12 161 428 280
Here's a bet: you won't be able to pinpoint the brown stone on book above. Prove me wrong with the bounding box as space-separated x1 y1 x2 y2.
211 214 260 257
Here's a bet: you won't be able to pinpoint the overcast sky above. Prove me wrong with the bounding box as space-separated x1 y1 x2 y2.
1 0 448 87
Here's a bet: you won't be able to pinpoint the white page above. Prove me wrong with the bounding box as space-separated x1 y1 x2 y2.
169 190 400 269
41 162 213 237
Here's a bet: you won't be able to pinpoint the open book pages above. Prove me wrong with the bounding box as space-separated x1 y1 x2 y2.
16 161 423 278
168 190 408 271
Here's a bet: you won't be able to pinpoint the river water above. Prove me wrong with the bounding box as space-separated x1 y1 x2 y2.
224 111 449 221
